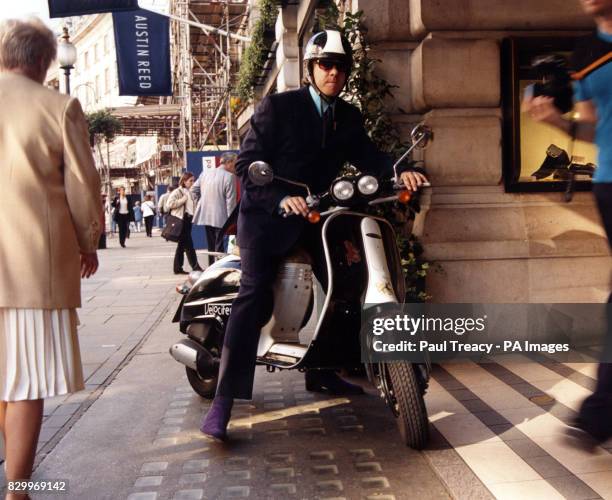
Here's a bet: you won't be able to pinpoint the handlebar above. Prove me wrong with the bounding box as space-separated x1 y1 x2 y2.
279 181 431 222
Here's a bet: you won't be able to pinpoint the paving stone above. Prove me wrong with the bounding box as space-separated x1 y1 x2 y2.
355 462 383 473
163 418 185 425
173 490 204 500
350 449 375 460
303 427 326 435
263 394 284 401
182 459 210 473
134 476 163 488
316 480 343 493
225 470 251 480
265 453 294 465
361 477 390 489
263 402 285 410
312 464 339 475
225 457 251 467
158 426 181 435
339 424 364 432
266 429 290 437
165 409 188 416
301 417 324 426
221 486 250 498
127 493 158 500
269 483 297 494
178 473 208 485
267 467 295 479
140 462 169 474
263 387 283 394
169 400 190 408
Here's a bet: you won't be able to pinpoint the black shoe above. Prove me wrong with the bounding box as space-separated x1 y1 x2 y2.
564 420 602 453
121 243 126 248
305 370 364 395
174 270 189 275
531 144 570 179
193 266 204 272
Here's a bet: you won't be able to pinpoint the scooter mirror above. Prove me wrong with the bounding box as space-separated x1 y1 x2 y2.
410 124 433 149
248 161 274 186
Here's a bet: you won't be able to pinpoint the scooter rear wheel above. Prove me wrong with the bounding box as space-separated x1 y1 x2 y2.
387 361 429 449
185 366 217 399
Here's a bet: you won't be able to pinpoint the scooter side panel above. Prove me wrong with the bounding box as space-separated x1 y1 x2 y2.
298 213 372 369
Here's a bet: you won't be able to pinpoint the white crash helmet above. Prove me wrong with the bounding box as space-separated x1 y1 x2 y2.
303 30 353 98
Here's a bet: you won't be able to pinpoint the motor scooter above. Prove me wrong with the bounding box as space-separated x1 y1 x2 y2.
170 124 433 449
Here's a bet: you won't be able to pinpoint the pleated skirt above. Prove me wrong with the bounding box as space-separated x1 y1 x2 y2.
0 308 84 402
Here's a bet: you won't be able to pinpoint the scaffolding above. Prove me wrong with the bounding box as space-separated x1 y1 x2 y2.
171 0 250 155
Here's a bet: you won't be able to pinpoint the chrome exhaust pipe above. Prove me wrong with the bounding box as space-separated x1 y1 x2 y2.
169 338 201 371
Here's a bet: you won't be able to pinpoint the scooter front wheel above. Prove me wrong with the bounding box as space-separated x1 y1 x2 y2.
185 366 217 399
387 361 429 449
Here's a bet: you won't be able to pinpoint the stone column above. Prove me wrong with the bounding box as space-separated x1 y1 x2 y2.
356 0 609 302
275 5 301 92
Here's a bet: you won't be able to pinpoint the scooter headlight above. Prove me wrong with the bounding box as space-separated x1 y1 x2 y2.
332 179 355 201
357 175 379 196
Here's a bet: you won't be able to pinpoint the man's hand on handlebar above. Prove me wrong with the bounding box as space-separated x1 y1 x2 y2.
281 196 309 217
400 170 429 191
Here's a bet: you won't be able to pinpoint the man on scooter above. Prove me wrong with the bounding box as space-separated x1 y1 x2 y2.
201 29 428 441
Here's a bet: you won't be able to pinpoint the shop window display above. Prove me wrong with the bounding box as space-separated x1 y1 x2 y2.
503 36 597 192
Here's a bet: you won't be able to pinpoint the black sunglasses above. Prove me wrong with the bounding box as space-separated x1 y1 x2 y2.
316 60 349 73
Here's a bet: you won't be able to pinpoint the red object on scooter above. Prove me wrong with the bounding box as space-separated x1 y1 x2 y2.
307 211 321 224
398 190 412 204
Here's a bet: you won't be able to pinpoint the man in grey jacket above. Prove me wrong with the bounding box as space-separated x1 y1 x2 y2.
192 152 238 265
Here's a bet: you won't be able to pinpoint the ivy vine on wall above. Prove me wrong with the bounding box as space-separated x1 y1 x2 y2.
235 0 280 102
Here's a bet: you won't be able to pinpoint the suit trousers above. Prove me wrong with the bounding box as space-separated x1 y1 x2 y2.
116 213 130 246
205 226 225 265
578 183 612 441
216 224 326 400
144 215 154 237
173 214 200 273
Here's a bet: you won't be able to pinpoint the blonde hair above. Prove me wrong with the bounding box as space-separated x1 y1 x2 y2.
0 18 57 73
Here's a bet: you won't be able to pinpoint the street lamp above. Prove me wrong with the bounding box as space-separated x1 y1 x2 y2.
57 27 77 95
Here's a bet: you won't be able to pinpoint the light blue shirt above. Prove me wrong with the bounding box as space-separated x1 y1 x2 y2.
308 85 335 116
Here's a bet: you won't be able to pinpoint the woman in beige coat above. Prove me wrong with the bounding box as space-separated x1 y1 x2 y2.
0 19 102 498
166 172 202 274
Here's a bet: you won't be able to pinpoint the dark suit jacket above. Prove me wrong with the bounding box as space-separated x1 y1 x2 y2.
236 85 399 253
111 196 135 222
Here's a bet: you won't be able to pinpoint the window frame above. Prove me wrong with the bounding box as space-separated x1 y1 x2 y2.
501 35 594 193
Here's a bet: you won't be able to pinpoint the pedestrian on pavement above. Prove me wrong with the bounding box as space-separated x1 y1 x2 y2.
200 30 427 441
192 152 238 265
0 18 102 497
111 187 133 248
142 194 156 237
110 204 117 236
132 200 143 233
523 0 612 448
166 172 203 274
158 185 175 227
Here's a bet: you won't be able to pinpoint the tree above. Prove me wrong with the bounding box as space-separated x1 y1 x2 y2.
86 110 123 196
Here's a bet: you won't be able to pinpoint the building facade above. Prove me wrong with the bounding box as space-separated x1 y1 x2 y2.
47 5 171 195
245 0 610 303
